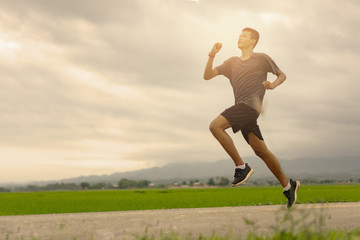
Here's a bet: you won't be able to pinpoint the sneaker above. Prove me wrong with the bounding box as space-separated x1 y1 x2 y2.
283 179 300 208
231 163 254 187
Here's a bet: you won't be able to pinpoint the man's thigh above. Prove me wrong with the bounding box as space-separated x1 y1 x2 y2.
210 115 232 130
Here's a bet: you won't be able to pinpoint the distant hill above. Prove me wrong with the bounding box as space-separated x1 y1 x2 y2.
32 155 359 185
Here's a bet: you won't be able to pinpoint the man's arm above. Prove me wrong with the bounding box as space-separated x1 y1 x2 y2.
203 42 222 80
262 69 286 90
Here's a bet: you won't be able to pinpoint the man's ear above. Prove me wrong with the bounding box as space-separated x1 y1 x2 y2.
251 39 256 45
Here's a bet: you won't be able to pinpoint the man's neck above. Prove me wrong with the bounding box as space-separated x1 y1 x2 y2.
240 47 253 60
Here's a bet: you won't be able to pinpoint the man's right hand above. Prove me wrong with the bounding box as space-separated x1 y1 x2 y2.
210 42 222 55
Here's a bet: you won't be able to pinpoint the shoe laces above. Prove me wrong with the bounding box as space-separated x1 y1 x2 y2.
234 168 242 177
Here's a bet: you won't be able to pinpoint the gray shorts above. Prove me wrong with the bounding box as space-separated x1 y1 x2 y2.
220 103 264 144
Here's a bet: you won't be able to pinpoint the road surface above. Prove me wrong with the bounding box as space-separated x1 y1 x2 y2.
1 202 360 239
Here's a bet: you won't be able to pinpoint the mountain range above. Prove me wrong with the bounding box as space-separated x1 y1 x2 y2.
26 155 359 186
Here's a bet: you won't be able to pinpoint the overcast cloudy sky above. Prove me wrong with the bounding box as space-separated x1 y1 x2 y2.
1 0 359 183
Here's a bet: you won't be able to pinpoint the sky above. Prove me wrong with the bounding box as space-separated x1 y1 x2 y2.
1 0 359 183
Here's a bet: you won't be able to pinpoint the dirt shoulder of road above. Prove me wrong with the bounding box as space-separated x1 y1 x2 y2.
1 202 360 240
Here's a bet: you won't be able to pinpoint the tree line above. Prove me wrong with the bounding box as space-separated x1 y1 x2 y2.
1 177 359 192
1 177 233 192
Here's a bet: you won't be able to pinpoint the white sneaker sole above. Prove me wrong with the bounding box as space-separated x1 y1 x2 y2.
289 181 300 208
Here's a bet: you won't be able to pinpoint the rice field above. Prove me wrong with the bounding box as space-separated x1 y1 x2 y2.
1 184 359 216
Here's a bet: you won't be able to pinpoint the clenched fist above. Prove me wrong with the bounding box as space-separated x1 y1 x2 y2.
262 81 276 90
210 42 222 55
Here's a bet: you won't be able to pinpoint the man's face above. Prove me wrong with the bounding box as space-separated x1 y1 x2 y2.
238 31 255 49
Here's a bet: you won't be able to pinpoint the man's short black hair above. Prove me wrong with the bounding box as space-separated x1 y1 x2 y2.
242 27 260 47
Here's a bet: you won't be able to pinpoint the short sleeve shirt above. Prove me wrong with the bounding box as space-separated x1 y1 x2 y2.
216 53 279 112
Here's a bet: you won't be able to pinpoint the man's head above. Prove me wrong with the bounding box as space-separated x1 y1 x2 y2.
238 27 260 50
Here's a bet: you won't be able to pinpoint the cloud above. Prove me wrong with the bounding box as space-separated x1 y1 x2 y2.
0 0 359 182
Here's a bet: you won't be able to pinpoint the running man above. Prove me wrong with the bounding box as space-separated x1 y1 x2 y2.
203 27 299 208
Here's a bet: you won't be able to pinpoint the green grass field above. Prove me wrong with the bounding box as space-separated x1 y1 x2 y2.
0 184 359 216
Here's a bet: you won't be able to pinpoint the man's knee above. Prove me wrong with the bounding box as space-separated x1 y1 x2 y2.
253 148 267 158
209 120 219 135
250 143 263 157
209 115 232 137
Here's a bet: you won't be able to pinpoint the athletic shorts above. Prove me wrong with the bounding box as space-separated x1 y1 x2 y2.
220 103 264 144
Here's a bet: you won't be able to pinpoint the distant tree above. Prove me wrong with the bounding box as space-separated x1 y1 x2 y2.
207 178 216 186
189 180 194 186
26 185 40 191
43 183 79 191
92 182 107 189
266 180 276 186
0 187 10 192
218 177 230 186
81 182 90 190
118 178 137 189
320 179 335 184
136 180 151 188
252 181 259 186
302 178 317 184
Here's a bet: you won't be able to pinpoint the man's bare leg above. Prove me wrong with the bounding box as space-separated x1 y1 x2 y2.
248 132 288 187
209 115 245 166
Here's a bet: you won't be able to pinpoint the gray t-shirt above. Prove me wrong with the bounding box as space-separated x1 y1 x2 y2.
216 53 279 112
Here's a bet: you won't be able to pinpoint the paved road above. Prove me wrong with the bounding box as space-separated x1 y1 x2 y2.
1 202 360 240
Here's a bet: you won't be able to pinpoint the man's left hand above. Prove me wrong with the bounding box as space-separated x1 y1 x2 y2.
262 81 276 90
